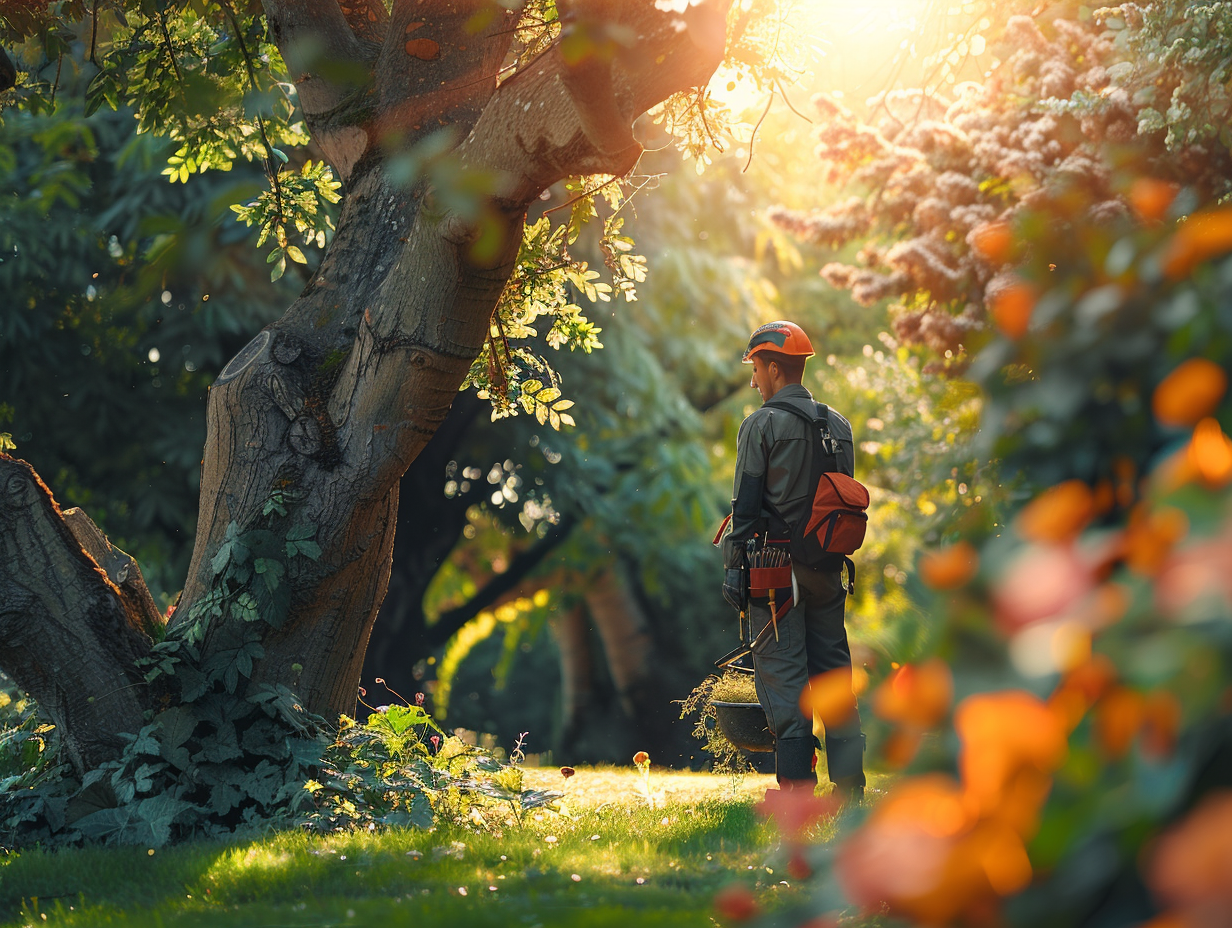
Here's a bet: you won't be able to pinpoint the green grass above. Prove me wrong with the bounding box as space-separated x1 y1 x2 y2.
1 789 789 927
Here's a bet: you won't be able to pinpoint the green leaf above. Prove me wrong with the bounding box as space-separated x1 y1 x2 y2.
155 707 197 771
270 257 286 281
285 245 307 264
233 591 261 622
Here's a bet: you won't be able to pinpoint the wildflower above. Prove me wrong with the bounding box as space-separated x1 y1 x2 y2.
560 766 576 779
430 734 440 752
633 751 650 767
415 692 426 706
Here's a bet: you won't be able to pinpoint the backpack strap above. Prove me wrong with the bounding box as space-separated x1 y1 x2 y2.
762 399 841 473
761 398 842 541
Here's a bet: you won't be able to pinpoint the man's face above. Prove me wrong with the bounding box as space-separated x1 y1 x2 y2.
749 355 775 402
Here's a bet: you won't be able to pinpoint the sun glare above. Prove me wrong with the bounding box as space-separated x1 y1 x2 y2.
711 0 988 117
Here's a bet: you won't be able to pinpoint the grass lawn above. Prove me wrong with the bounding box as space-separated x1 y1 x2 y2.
1 767 849 928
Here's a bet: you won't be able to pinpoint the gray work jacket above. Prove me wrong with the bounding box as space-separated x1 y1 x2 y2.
722 384 854 569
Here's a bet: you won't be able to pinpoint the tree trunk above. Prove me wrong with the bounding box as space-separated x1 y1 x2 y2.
0 0 731 775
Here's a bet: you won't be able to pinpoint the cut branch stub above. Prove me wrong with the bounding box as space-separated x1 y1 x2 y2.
0 455 153 774
62 507 165 640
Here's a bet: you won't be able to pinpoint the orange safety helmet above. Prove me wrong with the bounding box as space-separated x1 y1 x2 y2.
742 321 814 363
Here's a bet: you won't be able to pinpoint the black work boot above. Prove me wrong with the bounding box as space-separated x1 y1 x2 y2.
825 732 866 803
774 736 817 792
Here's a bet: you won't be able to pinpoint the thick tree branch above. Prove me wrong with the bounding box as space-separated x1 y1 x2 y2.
0 456 153 774
261 0 374 178
457 0 732 204
374 0 523 148
426 515 574 648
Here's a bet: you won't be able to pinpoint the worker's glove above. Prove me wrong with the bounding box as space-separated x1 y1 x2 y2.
721 568 747 612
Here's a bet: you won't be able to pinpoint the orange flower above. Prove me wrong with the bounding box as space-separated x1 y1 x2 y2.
1162 206 1232 279
989 281 1036 339
836 775 1031 925
1130 178 1179 223
1050 653 1118 731
883 728 924 768
919 542 979 590
1017 480 1096 544
955 690 1067 827
632 751 649 767
971 221 1014 264
1149 790 1232 915
1094 686 1143 759
1123 505 1190 576
800 668 858 727
1188 417 1232 488
872 659 954 729
559 766 576 779
1153 359 1228 428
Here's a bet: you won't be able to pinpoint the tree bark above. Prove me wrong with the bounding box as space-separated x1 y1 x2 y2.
0 457 153 773
0 0 732 767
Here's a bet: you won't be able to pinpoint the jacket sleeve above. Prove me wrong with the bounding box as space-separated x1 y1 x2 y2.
722 413 770 569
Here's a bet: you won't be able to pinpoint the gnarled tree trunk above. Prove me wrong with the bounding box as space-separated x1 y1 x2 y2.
0 0 731 776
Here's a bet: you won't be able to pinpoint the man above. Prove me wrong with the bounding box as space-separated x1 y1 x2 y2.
720 320 865 799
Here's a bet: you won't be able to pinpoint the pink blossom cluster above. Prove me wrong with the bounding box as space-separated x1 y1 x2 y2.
771 10 1230 363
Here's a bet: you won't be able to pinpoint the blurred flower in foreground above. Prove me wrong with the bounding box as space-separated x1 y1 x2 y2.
757 788 839 842
1189 418 1232 489
1156 527 1232 617
1016 480 1096 544
872 660 953 767
1162 205 1232 279
919 541 979 590
837 691 1067 924
836 774 1031 924
800 668 860 726
1129 177 1179 223
970 221 1014 264
1152 358 1227 429
956 690 1067 830
1121 505 1190 576
714 883 759 921
987 278 1036 339
993 543 1095 633
1149 790 1232 924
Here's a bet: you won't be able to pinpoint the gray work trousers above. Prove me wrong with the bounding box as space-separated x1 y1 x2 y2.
750 565 863 781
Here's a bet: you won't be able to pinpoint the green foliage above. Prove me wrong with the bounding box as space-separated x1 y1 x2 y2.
0 685 558 849
1098 0 1232 162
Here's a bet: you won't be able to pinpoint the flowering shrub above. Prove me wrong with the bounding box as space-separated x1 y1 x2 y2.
771 2 1232 369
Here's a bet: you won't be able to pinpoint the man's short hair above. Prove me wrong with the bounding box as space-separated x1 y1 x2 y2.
759 351 806 383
